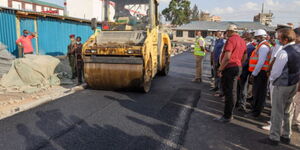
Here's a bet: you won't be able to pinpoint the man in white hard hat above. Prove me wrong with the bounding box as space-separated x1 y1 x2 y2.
215 24 247 123
246 29 271 118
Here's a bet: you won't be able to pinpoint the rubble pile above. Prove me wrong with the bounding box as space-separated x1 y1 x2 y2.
54 56 74 85
171 43 190 56
0 43 15 78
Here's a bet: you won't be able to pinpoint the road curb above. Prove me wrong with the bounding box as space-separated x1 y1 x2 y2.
0 84 88 120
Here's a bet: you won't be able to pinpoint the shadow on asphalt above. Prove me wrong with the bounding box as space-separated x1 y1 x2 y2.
10 52 300 150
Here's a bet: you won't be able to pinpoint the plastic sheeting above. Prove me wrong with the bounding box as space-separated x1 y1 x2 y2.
0 42 15 78
0 55 61 93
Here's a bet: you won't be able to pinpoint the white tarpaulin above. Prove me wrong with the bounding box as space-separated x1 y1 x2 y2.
0 55 61 93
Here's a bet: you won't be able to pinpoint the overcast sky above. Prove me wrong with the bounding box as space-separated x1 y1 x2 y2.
42 0 300 26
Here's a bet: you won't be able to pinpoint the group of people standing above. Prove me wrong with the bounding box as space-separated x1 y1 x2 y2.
193 24 300 146
68 34 84 85
16 31 84 85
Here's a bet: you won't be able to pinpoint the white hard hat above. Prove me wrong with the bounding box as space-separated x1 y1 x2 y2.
254 29 267 37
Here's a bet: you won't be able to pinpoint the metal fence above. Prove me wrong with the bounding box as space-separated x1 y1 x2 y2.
0 8 94 57
0 9 18 56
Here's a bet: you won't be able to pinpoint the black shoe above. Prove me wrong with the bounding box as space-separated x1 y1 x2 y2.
214 116 232 123
280 137 291 145
244 112 259 118
237 106 248 113
259 138 279 146
209 87 218 91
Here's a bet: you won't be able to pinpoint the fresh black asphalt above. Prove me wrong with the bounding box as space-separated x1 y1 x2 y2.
0 52 299 150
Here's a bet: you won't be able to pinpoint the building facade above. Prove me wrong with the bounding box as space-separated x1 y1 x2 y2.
65 0 116 21
253 12 273 26
0 0 8 7
173 21 275 43
0 0 64 15
199 11 221 22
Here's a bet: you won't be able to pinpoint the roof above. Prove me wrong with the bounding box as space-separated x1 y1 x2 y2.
175 21 275 32
23 0 64 9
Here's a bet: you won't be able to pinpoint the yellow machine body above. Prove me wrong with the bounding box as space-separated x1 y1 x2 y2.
82 0 171 92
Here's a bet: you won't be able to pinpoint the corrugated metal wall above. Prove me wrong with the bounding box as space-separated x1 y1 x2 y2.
37 17 93 56
0 8 94 57
0 9 18 56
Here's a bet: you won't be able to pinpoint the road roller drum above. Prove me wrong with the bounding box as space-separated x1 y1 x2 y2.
84 56 144 90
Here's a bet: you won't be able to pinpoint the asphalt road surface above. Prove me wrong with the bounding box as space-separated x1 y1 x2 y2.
0 52 299 150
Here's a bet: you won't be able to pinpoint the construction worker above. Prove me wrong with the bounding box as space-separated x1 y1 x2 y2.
193 31 206 82
16 29 36 56
74 36 84 85
246 29 271 118
265 28 299 146
68 34 76 79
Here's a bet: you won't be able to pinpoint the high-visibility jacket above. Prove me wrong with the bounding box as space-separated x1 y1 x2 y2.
194 36 206 56
249 41 271 72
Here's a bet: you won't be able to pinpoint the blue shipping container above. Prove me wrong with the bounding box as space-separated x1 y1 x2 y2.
0 9 18 56
37 17 93 56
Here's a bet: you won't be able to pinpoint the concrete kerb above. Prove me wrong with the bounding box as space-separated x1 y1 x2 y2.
0 83 88 120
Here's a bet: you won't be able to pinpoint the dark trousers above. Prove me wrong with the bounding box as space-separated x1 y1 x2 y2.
221 66 241 119
76 60 84 83
252 71 268 116
237 68 250 107
213 62 222 91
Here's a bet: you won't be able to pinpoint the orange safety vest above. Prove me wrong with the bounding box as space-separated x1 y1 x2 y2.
249 41 271 72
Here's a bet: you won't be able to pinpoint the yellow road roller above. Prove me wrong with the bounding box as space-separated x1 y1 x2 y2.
82 0 171 92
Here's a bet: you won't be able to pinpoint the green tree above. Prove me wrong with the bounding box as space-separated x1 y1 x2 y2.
191 4 200 20
162 0 192 26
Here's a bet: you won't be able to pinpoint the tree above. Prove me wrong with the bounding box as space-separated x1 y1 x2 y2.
191 4 200 20
162 0 192 26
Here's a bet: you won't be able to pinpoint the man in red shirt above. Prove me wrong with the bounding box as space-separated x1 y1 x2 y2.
215 25 247 123
16 30 36 56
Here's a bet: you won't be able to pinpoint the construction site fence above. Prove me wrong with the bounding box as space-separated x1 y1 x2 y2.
0 7 95 57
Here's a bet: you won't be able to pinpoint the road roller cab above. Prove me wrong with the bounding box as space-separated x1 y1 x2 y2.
82 0 171 92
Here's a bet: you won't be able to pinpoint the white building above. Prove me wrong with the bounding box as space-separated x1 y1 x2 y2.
0 0 64 15
65 0 107 21
0 0 8 7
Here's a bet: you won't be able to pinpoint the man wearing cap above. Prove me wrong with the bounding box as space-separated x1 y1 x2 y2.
193 31 206 82
68 34 76 79
246 29 271 118
264 28 300 146
215 25 247 123
16 29 36 56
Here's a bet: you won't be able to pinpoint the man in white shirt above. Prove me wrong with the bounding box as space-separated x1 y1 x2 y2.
264 28 300 146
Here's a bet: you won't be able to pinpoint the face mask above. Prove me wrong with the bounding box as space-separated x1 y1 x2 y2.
76 42 81 44
256 39 261 43
275 39 281 46
23 33 28 37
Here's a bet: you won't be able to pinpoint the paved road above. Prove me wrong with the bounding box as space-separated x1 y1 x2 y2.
0 52 299 150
